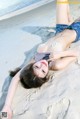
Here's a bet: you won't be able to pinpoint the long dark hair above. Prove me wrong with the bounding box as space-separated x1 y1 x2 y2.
10 63 49 89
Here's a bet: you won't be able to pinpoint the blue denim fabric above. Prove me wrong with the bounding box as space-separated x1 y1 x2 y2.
55 24 69 34
55 22 80 43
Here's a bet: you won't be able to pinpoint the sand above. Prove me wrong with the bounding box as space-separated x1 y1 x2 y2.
0 1 80 119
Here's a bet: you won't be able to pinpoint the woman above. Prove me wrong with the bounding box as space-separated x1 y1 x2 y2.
1 0 80 118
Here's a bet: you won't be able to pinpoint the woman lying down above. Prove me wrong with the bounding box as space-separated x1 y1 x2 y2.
1 0 80 118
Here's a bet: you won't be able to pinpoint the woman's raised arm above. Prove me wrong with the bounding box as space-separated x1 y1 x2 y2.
1 70 21 119
49 50 79 61
4 71 21 107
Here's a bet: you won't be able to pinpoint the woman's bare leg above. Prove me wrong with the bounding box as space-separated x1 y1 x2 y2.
56 0 71 25
67 4 74 24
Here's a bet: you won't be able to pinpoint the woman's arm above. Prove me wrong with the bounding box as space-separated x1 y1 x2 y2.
2 58 35 107
4 71 21 107
49 50 79 61
1 71 21 119
3 57 35 107
50 56 77 70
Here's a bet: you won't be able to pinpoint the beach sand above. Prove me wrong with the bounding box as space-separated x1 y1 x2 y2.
0 1 80 119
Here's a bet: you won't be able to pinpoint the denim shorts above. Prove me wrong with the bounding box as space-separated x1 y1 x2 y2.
55 22 80 42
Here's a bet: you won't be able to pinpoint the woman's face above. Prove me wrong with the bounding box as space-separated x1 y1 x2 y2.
33 60 49 78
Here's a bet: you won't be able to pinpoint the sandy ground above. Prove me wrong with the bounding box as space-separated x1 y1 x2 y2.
0 1 80 119
0 2 55 88
0 1 55 109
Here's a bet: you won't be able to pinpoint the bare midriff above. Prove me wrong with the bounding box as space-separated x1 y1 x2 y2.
37 29 77 53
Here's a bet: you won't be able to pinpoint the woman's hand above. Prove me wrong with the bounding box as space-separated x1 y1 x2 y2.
49 52 61 60
1 105 13 119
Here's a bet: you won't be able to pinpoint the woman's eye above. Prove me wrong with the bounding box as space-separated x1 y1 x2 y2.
42 70 45 74
35 66 39 69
